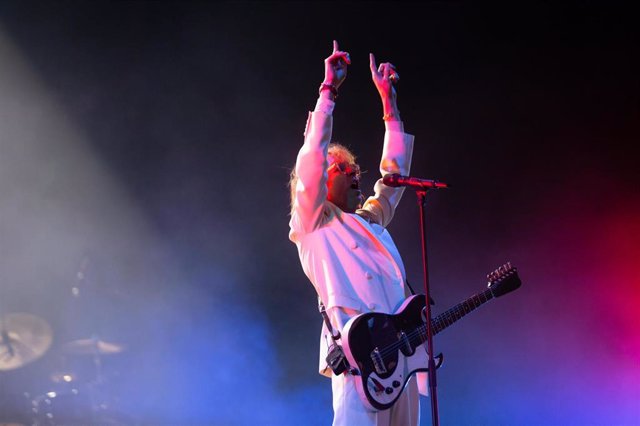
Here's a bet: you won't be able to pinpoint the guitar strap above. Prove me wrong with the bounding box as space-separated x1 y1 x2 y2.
406 280 436 305
318 297 340 340
405 279 416 295
318 298 353 375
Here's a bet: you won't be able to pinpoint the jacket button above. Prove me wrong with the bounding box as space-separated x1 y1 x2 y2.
351 241 358 249
368 303 376 311
364 272 373 280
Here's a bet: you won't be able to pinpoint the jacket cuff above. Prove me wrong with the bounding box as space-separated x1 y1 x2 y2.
384 119 404 133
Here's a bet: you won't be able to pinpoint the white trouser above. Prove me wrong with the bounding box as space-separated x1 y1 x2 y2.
331 372 420 426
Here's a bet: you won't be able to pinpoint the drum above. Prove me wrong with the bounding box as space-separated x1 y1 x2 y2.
30 384 128 425
0 392 32 426
31 387 94 425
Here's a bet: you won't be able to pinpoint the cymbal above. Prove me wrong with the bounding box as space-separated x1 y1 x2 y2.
0 313 53 371
61 337 124 355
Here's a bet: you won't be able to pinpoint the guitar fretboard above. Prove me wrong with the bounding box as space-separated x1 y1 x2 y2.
426 288 494 336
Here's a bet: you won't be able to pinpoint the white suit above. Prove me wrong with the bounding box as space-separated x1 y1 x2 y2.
289 97 422 425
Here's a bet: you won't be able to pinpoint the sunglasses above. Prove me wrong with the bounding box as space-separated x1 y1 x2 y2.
328 161 361 181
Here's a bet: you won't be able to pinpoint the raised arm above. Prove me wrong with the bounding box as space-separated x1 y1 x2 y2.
291 41 351 235
358 53 414 227
370 52 401 122
320 40 350 101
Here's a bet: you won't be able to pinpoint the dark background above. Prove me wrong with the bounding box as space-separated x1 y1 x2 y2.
0 2 638 424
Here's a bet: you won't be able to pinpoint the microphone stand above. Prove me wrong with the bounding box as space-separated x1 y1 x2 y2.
416 189 439 426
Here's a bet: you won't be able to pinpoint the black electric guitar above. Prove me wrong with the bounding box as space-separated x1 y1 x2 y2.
341 263 522 411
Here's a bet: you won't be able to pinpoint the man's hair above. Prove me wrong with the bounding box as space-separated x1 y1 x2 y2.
289 143 357 214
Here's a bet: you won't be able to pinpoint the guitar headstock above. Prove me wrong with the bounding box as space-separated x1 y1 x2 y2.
487 262 522 297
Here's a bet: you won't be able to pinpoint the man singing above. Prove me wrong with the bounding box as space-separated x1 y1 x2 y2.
289 41 420 425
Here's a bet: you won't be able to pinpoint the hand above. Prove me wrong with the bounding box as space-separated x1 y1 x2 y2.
323 40 351 89
369 53 399 101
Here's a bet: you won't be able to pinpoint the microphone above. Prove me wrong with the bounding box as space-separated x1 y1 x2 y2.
383 173 449 190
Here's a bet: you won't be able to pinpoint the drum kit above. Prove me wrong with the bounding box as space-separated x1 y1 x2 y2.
0 312 126 425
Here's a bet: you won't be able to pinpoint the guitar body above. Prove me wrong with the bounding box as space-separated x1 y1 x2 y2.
340 262 522 411
342 295 429 411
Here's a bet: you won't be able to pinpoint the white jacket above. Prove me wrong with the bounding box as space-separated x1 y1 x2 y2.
289 98 415 376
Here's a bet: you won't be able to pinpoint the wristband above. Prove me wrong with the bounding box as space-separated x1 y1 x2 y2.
383 112 400 121
319 83 338 98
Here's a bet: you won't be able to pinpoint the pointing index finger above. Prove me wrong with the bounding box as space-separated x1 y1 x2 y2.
369 53 377 74
333 40 339 53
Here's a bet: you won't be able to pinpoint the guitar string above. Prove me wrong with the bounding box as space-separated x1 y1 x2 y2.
371 271 517 362
375 289 494 361
375 300 482 360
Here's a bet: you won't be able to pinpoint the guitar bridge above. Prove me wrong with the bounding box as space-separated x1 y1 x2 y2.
370 347 387 375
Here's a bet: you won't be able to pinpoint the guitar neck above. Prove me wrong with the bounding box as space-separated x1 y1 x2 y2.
430 288 494 335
